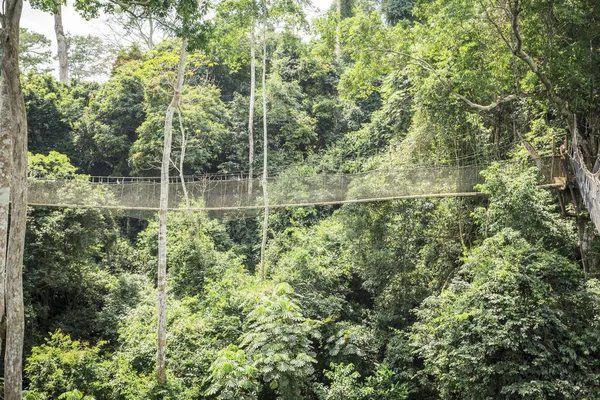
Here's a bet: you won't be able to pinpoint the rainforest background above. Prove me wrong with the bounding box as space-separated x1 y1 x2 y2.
14 0 600 398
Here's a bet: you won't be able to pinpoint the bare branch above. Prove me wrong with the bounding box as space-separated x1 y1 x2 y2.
453 92 519 111
169 157 180 172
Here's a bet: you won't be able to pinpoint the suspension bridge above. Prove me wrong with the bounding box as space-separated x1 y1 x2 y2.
569 135 600 233
25 157 566 218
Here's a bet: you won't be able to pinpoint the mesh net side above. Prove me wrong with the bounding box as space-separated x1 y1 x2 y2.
27 165 488 219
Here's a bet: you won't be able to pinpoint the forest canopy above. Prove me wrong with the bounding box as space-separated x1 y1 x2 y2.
1 0 599 398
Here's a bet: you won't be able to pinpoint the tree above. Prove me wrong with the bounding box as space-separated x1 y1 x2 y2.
74 63 145 175
412 229 600 399
18 29 52 73
23 74 74 156
205 345 260 400
473 163 576 253
55 5 69 82
259 21 269 280
128 43 230 177
28 0 69 82
241 283 319 399
156 38 187 384
248 11 256 198
102 13 163 51
72 0 212 384
66 34 110 81
381 0 415 25
0 0 29 397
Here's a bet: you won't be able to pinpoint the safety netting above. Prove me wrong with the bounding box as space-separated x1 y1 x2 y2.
27 164 489 218
569 134 600 233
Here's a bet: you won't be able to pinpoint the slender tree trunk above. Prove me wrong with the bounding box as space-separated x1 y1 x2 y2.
260 26 269 280
335 0 341 64
148 19 155 49
176 107 192 215
157 39 187 385
248 20 256 199
1 0 27 397
54 6 69 83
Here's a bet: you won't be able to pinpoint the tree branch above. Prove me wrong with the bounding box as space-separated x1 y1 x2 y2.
379 48 519 111
508 0 573 126
453 92 519 111
478 0 512 50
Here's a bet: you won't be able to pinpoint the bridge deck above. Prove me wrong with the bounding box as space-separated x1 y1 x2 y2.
25 158 564 214
570 150 600 232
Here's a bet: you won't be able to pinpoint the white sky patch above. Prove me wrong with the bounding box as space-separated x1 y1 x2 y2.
21 0 333 77
22 1 106 46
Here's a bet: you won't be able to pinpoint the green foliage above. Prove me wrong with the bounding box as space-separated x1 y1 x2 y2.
23 75 75 156
66 34 111 81
361 365 408 400
205 346 260 399
19 28 52 73
25 331 106 399
241 283 319 399
314 363 363 400
127 40 231 175
19 0 600 398
29 151 78 178
474 163 576 253
314 363 408 400
25 153 138 346
381 0 416 25
74 60 145 175
412 229 600 399
136 202 241 296
58 389 96 400
267 217 353 319
116 290 218 396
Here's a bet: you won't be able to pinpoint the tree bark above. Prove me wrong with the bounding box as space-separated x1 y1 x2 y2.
508 0 572 128
176 107 192 215
157 39 187 384
260 25 269 280
148 18 155 49
1 0 27 397
248 20 256 199
54 6 69 83
516 130 542 170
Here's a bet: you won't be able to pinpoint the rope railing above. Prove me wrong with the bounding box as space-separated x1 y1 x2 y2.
27 164 489 211
569 129 600 232
26 159 565 218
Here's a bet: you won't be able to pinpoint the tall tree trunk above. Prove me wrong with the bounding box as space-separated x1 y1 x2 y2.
148 18 155 49
0 0 27 397
248 20 256 199
157 39 187 385
335 0 341 64
260 26 269 280
176 107 192 215
54 6 69 83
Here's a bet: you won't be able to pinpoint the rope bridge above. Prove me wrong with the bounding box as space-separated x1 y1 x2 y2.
26 159 563 217
569 133 600 233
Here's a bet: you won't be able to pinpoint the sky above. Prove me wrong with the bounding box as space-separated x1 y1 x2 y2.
22 2 105 43
21 0 333 48
21 0 333 78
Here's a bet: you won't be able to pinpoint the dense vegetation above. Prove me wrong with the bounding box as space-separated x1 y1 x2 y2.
13 0 600 398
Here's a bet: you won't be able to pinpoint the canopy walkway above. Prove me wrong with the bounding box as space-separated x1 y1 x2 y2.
26 158 563 217
569 138 600 233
